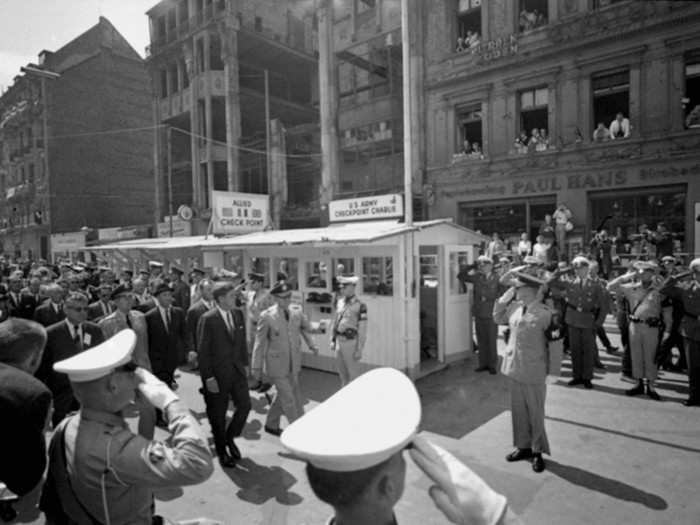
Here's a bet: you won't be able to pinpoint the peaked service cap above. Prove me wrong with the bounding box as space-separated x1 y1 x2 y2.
53 329 136 383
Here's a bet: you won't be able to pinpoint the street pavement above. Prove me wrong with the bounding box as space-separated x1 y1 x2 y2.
13 331 700 524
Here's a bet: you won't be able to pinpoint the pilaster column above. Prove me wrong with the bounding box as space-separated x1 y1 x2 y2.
220 16 241 191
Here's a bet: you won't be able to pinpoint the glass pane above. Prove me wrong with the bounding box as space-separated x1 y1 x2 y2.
520 91 534 109
420 254 439 288
362 257 394 296
250 257 270 288
306 260 329 289
535 88 548 106
332 258 355 292
274 257 299 290
224 252 244 276
450 251 470 295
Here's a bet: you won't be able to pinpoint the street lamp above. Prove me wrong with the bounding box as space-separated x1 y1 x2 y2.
20 65 60 260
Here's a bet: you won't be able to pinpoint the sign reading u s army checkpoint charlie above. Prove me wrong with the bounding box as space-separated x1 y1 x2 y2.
329 194 404 222
211 190 270 234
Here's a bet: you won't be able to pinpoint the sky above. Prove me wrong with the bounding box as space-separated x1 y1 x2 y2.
0 0 154 91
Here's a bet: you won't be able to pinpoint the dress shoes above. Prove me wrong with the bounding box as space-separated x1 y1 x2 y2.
218 452 236 468
605 346 619 355
505 448 533 462
682 399 699 407
227 440 242 460
265 425 283 437
626 382 644 397
646 389 661 401
475 365 490 372
488 368 497 375
567 378 583 386
531 453 545 473
583 380 593 389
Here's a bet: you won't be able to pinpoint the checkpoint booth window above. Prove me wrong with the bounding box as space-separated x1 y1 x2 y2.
362 256 394 296
224 252 244 277
274 257 299 289
332 257 355 292
250 257 271 287
306 260 329 289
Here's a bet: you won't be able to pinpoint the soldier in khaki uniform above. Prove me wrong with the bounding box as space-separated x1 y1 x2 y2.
659 258 700 406
549 256 608 389
252 281 319 436
608 261 665 400
40 330 213 525
459 255 503 374
331 275 368 386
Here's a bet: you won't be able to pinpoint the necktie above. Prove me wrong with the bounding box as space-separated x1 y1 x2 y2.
73 325 82 350
166 308 171 329
284 309 290 322
227 312 234 335
126 314 132 329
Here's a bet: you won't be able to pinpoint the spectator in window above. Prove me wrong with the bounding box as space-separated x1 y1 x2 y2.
517 233 532 261
519 9 537 31
593 122 610 142
528 128 542 152
534 9 546 27
456 36 465 53
471 142 484 159
685 104 700 128
609 112 630 139
467 30 480 48
648 222 674 259
462 139 471 155
538 128 549 150
514 131 529 154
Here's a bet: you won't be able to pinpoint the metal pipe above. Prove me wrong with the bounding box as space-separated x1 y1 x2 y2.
264 69 272 224
168 125 174 237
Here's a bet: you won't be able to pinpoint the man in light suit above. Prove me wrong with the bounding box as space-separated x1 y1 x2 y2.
252 281 319 436
36 292 105 426
99 284 156 438
197 280 249 468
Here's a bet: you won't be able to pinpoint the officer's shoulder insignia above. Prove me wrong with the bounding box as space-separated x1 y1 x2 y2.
146 441 167 465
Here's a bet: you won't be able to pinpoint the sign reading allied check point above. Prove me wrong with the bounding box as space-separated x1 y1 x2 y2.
329 194 404 223
212 190 270 234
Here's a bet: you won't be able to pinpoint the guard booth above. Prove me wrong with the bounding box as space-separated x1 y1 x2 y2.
198 219 486 378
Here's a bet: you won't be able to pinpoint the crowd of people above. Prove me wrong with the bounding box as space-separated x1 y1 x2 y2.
459 224 699 475
0 255 525 524
513 128 551 154
592 112 632 142
519 9 547 32
455 30 481 53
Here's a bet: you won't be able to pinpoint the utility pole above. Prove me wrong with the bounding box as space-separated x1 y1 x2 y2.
264 68 274 228
401 0 413 228
167 125 174 237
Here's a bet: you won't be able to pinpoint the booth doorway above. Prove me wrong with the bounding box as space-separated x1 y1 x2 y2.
419 246 440 366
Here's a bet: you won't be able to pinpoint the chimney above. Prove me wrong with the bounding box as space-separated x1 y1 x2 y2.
38 50 54 66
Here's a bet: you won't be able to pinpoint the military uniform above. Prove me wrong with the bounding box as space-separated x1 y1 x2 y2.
608 280 664 382
331 286 368 386
550 270 607 383
494 297 552 456
246 289 274 351
459 264 502 372
660 274 700 405
253 303 318 430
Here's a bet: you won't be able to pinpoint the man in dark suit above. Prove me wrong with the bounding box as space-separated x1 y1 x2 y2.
0 318 52 499
145 283 186 389
170 264 191 312
87 284 114 322
18 277 44 320
185 279 214 366
198 280 250 468
6 274 24 316
33 283 66 327
36 292 105 426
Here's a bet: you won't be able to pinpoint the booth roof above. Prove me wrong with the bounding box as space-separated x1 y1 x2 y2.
87 220 487 252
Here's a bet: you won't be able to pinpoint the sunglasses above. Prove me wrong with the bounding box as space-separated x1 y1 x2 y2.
115 361 138 373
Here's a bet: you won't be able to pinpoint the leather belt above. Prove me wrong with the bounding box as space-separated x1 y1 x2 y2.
565 302 594 314
628 316 662 327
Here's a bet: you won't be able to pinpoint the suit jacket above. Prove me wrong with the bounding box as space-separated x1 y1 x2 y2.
0 363 52 495
36 320 105 416
252 304 316 379
17 290 44 319
197 307 247 385
660 278 700 341
87 300 114 322
171 280 191 312
99 310 151 370
33 301 66 327
145 306 187 375
186 299 213 353
7 291 23 316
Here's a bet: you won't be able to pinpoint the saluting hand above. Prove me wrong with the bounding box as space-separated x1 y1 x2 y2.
136 368 180 410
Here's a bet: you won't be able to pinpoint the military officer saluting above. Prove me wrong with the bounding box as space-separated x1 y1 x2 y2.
458 255 503 374
40 330 213 524
331 274 368 386
549 256 608 389
660 258 700 407
607 261 665 400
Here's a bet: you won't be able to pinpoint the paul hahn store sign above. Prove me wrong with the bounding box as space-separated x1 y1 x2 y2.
211 191 270 234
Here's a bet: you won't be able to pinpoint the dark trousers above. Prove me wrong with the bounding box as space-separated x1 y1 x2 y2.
568 326 594 380
659 329 687 369
617 315 631 375
684 338 700 403
475 317 498 369
596 326 613 350
204 368 251 456
52 389 79 427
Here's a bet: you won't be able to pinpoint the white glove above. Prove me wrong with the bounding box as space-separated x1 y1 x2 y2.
135 368 179 410
409 435 508 525
499 287 516 304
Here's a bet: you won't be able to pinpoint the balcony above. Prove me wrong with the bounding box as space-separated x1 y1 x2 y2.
159 86 192 120
146 3 228 58
5 182 35 204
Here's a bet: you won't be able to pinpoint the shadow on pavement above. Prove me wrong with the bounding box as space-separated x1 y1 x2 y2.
241 419 262 441
154 486 184 502
546 460 668 510
250 394 270 416
223 458 303 506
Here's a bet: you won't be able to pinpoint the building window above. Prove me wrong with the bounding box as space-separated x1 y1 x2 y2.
28 164 34 184
592 69 629 140
306 261 329 289
156 15 167 44
455 0 481 53
593 0 627 9
362 256 393 296
168 63 179 93
456 104 484 158
358 0 375 12
518 87 549 148
27 127 33 150
181 59 190 88
684 50 700 129
196 38 205 73
590 187 686 258
209 34 224 71
160 69 168 98
254 16 262 32
519 0 548 32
